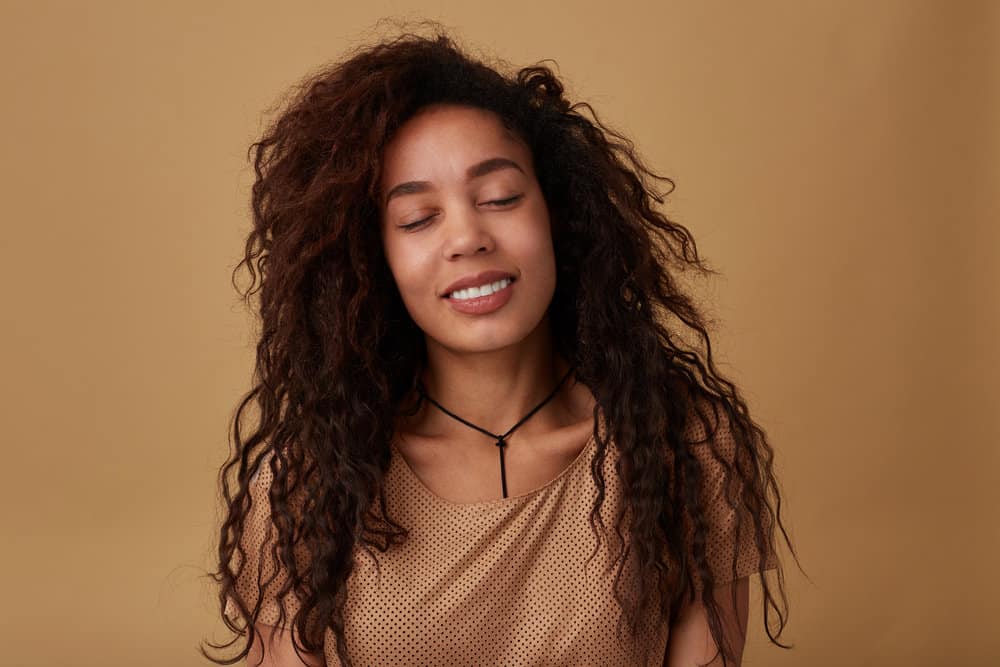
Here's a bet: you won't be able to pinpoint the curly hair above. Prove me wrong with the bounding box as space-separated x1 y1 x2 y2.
201 20 798 667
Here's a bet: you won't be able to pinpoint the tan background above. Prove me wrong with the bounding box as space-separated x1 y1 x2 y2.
1 1 996 665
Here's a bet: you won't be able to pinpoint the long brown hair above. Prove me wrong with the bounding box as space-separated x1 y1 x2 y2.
202 20 799 667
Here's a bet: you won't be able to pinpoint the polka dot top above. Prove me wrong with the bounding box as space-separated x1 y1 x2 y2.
225 405 779 666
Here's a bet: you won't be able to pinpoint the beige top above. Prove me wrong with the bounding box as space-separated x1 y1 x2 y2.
226 409 777 666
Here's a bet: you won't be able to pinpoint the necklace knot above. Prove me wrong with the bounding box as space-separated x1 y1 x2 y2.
414 365 575 498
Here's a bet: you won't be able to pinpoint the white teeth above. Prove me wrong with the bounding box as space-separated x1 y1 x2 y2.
449 278 512 300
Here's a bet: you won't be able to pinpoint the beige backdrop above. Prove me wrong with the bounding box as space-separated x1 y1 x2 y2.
1 1 997 666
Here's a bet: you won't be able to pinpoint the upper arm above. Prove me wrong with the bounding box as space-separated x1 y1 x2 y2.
664 576 749 667
225 455 311 627
245 622 326 667
225 456 322 665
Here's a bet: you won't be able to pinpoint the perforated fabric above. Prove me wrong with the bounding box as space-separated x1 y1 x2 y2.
224 406 778 666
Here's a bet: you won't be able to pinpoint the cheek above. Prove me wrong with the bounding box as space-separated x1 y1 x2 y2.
383 241 411 293
385 241 433 302
518 209 556 271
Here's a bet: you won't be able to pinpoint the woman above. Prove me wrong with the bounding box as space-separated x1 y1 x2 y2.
204 25 795 667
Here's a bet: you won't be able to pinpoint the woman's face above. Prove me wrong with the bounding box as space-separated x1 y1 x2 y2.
378 104 556 355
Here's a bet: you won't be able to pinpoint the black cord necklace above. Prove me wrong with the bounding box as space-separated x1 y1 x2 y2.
415 365 576 499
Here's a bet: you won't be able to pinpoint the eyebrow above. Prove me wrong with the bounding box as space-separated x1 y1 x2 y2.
382 157 525 207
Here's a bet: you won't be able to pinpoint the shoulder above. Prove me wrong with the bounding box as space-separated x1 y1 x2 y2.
681 394 740 458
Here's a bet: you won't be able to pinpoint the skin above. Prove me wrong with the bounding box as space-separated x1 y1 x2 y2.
377 102 598 498
664 577 751 666
246 625 323 667
378 103 581 439
247 102 748 665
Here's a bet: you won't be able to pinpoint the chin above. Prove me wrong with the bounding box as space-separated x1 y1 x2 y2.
429 327 526 354
451 336 522 353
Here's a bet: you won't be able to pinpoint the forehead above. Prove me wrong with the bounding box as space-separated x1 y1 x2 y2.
380 104 529 182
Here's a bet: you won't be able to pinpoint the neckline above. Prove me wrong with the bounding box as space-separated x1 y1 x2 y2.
390 429 599 508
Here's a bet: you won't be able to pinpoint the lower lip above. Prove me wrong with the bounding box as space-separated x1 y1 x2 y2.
444 280 515 315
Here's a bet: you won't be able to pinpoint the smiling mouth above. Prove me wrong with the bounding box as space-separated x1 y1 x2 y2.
441 276 516 302
441 277 517 315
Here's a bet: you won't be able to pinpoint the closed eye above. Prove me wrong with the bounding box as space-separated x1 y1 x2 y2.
400 216 433 231
398 194 524 232
484 194 523 207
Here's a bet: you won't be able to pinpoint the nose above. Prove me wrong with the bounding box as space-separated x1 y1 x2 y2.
441 203 496 259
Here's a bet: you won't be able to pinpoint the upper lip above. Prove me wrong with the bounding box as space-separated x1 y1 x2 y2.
441 270 516 297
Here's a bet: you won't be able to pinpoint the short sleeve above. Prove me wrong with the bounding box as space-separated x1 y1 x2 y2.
679 403 779 593
223 453 308 628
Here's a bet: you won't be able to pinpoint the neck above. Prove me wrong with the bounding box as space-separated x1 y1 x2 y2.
403 322 575 440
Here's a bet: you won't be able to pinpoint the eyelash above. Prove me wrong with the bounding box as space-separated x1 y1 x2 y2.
400 195 523 231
